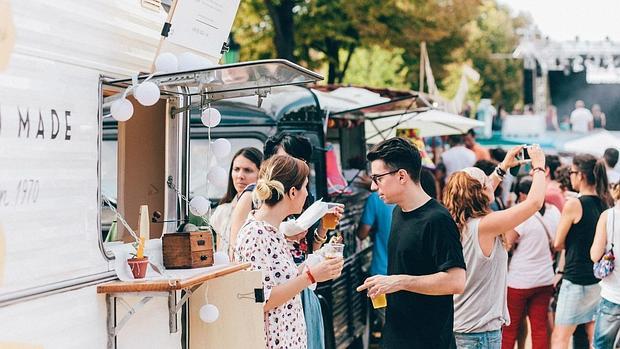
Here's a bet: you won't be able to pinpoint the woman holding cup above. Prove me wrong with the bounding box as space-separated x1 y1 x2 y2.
234 155 344 349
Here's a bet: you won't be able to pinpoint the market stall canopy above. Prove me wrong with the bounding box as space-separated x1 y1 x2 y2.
562 130 620 156
365 109 483 144
311 87 391 114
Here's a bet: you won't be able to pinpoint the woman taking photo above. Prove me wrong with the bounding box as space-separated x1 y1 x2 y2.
502 177 561 349
443 145 547 348
590 182 620 348
552 154 611 348
234 155 344 349
210 147 262 256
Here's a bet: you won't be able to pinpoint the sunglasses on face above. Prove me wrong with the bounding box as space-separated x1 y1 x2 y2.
370 169 400 185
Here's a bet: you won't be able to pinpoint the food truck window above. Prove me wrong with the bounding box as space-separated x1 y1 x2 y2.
189 137 265 203
100 98 168 249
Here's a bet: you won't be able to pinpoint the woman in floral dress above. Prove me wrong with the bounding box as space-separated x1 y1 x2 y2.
235 155 344 349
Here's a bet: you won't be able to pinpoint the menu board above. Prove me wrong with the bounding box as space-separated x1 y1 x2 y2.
167 0 241 59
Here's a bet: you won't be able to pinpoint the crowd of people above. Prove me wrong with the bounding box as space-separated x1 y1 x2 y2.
356 136 620 349
478 99 608 133
206 129 619 349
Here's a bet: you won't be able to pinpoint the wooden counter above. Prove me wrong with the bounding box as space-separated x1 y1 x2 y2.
97 262 250 294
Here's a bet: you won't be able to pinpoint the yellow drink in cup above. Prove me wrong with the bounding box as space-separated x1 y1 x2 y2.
323 203 344 230
371 294 387 309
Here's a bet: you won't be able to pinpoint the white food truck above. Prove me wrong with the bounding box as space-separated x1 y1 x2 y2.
0 1 323 348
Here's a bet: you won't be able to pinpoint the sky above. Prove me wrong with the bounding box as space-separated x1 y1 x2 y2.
498 0 620 42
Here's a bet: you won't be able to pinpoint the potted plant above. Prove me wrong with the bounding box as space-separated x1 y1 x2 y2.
127 237 149 279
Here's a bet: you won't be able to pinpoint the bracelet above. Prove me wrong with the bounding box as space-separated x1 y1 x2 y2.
305 266 316 284
495 165 507 177
313 229 327 243
532 167 545 174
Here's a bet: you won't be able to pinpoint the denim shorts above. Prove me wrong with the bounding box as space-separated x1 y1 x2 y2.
555 278 601 325
454 330 502 349
593 298 620 349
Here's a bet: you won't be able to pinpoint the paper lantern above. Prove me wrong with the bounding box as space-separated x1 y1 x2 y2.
110 98 134 122
189 196 210 217
199 304 220 323
201 107 221 128
207 166 228 187
211 138 231 158
213 251 229 265
134 81 160 107
155 52 178 73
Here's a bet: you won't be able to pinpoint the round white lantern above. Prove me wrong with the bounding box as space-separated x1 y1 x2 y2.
201 107 221 128
211 138 231 158
207 166 228 187
189 196 210 217
134 81 160 107
199 304 220 323
110 98 134 122
155 52 178 73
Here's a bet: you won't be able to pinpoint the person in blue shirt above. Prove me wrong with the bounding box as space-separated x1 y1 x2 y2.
358 192 395 276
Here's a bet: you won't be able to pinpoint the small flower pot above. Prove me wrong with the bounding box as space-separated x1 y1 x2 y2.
127 257 149 279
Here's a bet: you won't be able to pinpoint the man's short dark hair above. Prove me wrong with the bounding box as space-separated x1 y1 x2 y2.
467 129 476 137
367 137 422 183
474 159 498 176
545 155 562 180
604 148 619 168
264 133 313 163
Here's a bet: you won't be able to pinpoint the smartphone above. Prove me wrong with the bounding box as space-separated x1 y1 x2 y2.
521 145 532 162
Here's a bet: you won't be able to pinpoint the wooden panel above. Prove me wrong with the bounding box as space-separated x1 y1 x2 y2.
189 250 213 268
117 97 167 242
189 270 266 348
189 232 213 252
96 262 250 293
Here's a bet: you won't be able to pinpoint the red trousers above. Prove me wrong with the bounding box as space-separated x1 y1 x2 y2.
502 285 554 349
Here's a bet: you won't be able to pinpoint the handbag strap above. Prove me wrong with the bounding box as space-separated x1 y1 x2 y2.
533 209 554 248
610 209 615 253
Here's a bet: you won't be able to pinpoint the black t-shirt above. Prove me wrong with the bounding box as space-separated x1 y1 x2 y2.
564 195 605 285
383 199 466 349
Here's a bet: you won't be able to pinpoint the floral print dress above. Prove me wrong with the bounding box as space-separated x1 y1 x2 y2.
235 212 307 349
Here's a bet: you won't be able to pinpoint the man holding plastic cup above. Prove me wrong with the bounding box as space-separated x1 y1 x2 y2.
356 137 466 349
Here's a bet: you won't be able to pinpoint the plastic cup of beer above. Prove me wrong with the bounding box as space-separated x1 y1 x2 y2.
323 203 344 230
323 243 344 259
371 294 387 309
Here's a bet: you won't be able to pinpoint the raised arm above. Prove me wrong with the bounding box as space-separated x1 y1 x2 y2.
479 145 546 237
488 146 523 191
591 210 609 262
228 192 253 256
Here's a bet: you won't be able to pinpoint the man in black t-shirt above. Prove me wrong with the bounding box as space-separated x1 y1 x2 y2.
357 137 466 349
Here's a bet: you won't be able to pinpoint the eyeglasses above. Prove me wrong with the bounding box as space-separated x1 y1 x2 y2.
371 169 400 185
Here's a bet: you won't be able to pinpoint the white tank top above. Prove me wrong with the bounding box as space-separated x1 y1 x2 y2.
600 207 620 304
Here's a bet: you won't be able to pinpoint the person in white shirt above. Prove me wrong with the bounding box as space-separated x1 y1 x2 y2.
570 100 593 133
590 183 620 349
441 134 476 179
503 177 561 349
603 148 620 185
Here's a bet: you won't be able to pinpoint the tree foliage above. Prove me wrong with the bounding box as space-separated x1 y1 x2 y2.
232 0 527 107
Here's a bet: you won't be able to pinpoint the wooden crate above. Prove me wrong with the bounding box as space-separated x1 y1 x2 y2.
162 230 214 269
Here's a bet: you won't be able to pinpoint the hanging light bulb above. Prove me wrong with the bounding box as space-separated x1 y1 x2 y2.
201 107 221 128
211 138 231 158
207 166 228 187
189 196 210 217
110 98 134 122
155 52 178 73
134 81 161 107
199 304 220 323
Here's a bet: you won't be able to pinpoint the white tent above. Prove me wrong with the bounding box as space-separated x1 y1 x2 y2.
562 130 620 157
365 109 483 144
311 87 391 113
